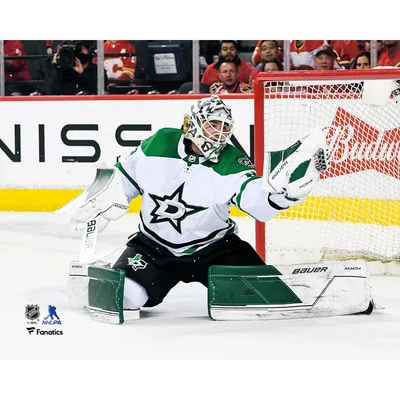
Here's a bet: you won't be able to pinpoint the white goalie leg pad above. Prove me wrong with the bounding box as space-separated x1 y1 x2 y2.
68 261 89 311
277 261 372 318
74 267 149 323
68 260 111 310
68 262 148 310
210 260 372 321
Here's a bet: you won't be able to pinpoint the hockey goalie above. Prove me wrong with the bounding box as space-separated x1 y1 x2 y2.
56 94 373 323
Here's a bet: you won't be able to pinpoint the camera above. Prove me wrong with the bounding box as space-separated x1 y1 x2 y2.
56 41 95 69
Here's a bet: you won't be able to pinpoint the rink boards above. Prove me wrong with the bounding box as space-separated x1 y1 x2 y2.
0 95 399 225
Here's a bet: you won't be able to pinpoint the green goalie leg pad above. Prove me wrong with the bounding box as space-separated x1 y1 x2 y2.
208 265 302 319
208 263 372 320
87 267 126 324
208 265 302 307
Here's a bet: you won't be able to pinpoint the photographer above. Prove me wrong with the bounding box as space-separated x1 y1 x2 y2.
47 41 108 95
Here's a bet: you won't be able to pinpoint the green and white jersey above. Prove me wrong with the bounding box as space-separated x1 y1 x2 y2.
115 128 281 256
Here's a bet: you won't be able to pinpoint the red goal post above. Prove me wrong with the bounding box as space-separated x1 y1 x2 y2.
253 69 400 271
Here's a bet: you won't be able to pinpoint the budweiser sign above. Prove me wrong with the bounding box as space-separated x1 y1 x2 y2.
322 107 400 179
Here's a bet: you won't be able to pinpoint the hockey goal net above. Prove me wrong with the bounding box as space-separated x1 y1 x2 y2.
254 69 400 275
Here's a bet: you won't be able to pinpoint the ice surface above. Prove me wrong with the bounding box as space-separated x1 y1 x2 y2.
1 212 399 360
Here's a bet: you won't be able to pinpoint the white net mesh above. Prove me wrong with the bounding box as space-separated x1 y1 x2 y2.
257 74 400 273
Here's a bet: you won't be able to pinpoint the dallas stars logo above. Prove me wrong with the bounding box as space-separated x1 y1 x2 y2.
127 254 148 271
149 183 207 233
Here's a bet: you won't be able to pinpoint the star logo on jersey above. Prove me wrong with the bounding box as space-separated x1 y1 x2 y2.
149 183 207 234
127 254 148 271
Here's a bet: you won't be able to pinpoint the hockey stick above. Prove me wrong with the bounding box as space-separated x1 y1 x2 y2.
78 213 125 265
79 212 101 264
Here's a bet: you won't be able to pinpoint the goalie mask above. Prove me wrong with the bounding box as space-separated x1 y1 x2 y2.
183 94 234 163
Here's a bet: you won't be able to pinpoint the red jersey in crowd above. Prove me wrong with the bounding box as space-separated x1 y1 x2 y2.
201 60 253 89
214 82 253 94
329 40 361 62
377 43 400 67
290 40 327 69
4 40 32 81
252 40 263 66
249 65 266 87
104 40 136 80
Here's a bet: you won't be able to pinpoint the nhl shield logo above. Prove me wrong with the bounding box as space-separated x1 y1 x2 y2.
25 304 40 321
237 157 255 169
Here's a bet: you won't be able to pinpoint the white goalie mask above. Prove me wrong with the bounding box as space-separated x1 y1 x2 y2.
183 94 234 163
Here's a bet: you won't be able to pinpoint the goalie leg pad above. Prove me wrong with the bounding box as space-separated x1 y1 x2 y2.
208 261 372 321
68 260 111 310
87 267 148 324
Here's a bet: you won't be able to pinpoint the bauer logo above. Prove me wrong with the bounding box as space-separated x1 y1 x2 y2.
84 220 97 249
292 267 328 274
323 107 400 179
25 304 40 324
42 305 62 325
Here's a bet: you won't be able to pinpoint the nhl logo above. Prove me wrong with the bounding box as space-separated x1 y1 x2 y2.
25 304 40 321
237 157 255 169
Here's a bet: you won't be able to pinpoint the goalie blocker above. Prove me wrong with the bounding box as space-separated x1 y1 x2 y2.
208 261 373 320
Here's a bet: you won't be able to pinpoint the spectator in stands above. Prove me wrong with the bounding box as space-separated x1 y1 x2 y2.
104 40 136 82
364 40 384 58
258 40 280 63
377 40 400 67
249 41 280 87
4 40 33 95
254 58 285 93
200 40 253 93
314 46 342 71
258 59 284 93
212 61 253 94
329 40 364 65
47 41 108 95
290 40 327 70
351 51 371 70
252 40 284 66
262 58 284 72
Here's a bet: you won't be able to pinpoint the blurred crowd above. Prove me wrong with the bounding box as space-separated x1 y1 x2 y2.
2 40 400 96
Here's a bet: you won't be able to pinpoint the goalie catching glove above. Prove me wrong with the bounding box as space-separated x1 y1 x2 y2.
55 166 129 233
265 128 330 209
